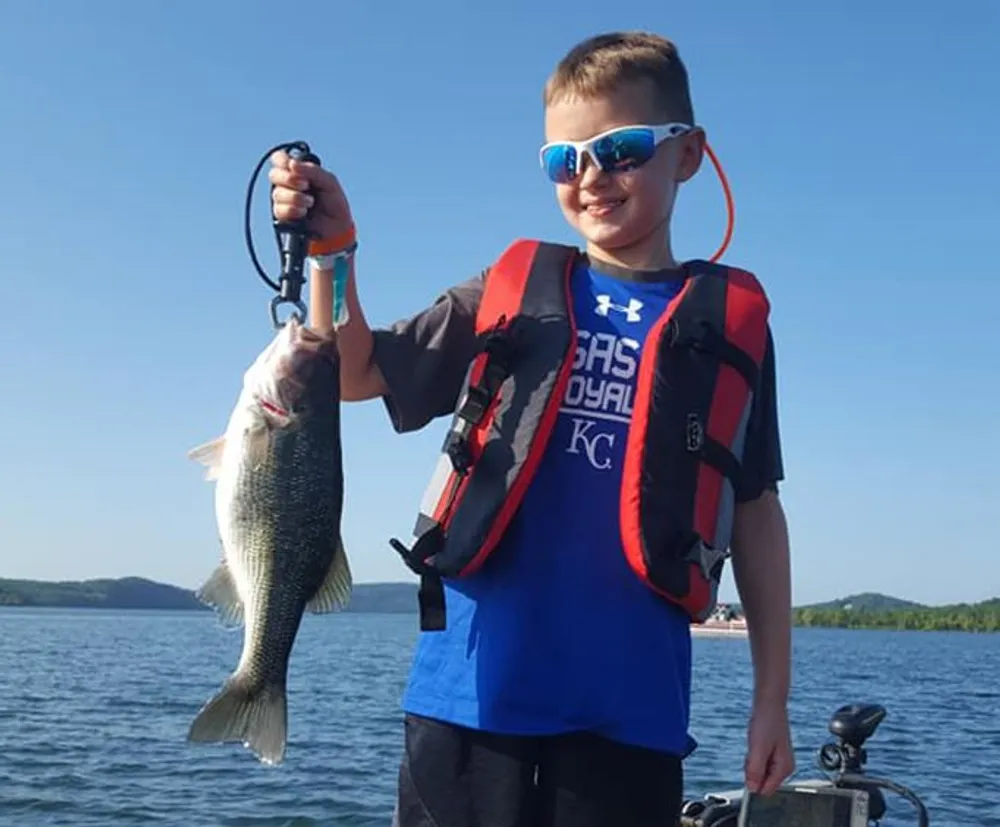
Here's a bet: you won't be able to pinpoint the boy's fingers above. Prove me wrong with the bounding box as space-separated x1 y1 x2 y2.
289 158 342 193
266 152 351 238
271 187 314 209
273 203 308 222
268 166 310 191
758 763 782 796
744 748 766 793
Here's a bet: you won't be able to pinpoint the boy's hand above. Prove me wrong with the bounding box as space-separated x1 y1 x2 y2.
744 698 795 796
268 150 353 241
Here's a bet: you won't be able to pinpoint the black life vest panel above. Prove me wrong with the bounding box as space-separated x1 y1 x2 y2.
389 239 771 632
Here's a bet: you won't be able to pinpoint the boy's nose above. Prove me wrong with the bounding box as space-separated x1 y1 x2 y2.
578 154 608 187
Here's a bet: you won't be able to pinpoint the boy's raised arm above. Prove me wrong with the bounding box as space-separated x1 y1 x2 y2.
268 149 483 428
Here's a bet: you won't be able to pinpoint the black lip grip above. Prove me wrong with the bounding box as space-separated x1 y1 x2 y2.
242 140 322 328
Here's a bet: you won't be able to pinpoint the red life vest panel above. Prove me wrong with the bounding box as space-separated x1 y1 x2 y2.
389 239 771 632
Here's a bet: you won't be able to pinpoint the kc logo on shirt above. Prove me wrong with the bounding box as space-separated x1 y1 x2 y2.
559 330 641 472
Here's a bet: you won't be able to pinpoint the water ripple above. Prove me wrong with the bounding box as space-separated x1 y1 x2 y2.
1 609 998 825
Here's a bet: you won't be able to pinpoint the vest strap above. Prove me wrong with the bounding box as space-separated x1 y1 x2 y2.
668 316 760 390
387 317 521 631
683 410 742 483
389 530 449 631
698 435 742 484
417 571 447 632
443 319 514 474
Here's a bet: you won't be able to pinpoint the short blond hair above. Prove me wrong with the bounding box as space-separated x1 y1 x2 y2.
543 31 695 126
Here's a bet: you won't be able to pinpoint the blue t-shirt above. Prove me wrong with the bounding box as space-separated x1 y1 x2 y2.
400 258 696 757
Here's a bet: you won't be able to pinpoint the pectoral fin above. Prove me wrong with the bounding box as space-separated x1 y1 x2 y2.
187 437 226 481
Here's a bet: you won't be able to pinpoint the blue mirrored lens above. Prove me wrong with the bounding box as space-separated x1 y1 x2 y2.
542 128 659 182
592 128 656 172
541 145 577 183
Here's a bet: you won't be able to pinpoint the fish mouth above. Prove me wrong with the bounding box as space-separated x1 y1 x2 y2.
280 320 340 374
243 318 341 425
269 321 341 417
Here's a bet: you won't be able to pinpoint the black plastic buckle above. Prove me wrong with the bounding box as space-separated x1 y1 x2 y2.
443 433 472 474
389 537 430 576
456 384 492 425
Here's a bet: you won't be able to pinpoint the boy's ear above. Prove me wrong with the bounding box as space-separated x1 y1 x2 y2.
676 128 707 183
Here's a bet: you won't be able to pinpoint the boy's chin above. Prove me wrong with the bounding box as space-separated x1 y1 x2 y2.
577 219 639 252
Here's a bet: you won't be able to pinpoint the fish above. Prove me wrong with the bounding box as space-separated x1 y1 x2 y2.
185 315 352 766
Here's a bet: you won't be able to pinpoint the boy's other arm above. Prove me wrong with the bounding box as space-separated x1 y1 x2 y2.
731 326 791 705
730 325 794 794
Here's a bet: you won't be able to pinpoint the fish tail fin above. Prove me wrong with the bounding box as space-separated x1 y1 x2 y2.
187 675 287 766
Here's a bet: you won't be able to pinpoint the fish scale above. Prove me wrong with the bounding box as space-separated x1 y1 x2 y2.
185 318 352 765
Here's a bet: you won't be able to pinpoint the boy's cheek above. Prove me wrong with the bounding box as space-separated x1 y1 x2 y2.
554 184 578 209
554 190 583 224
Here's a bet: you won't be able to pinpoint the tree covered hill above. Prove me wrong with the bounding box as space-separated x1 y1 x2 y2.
2 577 997 631
796 592 926 612
792 596 1000 632
0 576 418 613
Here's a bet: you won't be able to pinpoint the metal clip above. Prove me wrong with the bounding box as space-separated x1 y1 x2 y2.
269 295 308 329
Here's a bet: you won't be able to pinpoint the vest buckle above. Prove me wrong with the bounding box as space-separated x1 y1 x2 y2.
456 384 492 425
444 432 474 474
389 530 441 577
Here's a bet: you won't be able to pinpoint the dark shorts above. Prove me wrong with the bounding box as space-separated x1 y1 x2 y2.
393 713 684 827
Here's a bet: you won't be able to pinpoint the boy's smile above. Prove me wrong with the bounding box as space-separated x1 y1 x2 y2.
543 78 704 270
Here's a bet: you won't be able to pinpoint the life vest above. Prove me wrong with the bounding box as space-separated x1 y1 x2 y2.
389 239 771 632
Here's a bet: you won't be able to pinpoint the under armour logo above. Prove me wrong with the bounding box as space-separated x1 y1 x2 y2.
595 294 642 322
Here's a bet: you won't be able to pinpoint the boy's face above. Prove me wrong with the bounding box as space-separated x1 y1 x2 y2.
543 79 704 268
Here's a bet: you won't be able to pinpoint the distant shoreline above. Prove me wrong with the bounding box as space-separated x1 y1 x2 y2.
2 577 998 632
791 606 999 633
0 577 420 614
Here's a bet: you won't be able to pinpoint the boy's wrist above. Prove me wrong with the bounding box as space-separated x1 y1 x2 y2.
307 223 358 259
752 682 790 709
308 247 356 272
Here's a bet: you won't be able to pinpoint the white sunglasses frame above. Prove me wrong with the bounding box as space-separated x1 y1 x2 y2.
538 122 694 180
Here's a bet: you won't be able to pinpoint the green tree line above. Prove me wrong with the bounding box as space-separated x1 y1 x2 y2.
793 600 1000 633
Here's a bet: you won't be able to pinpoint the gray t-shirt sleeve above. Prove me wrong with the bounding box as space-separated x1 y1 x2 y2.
370 271 486 433
735 324 785 502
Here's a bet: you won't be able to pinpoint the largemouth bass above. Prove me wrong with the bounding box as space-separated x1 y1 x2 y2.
186 316 352 765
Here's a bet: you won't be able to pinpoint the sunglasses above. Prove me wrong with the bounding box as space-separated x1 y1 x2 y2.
539 122 693 184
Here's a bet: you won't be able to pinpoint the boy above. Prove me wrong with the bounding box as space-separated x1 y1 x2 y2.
270 31 793 827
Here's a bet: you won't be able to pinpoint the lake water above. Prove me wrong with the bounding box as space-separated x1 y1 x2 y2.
1 609 998 826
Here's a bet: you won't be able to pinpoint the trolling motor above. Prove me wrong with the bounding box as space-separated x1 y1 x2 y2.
817 703 929 826
818 703 890 820
243 140 322 328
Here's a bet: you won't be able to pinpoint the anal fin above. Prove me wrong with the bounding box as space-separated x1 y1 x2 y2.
306 537 353 614
196 562 244 628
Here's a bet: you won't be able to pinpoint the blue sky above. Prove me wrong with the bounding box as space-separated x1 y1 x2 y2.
1 0 996 606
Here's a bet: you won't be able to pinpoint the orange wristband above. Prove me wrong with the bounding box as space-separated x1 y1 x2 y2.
308 224 358 256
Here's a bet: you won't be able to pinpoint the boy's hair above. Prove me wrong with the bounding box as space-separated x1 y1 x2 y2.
543 31 695 126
